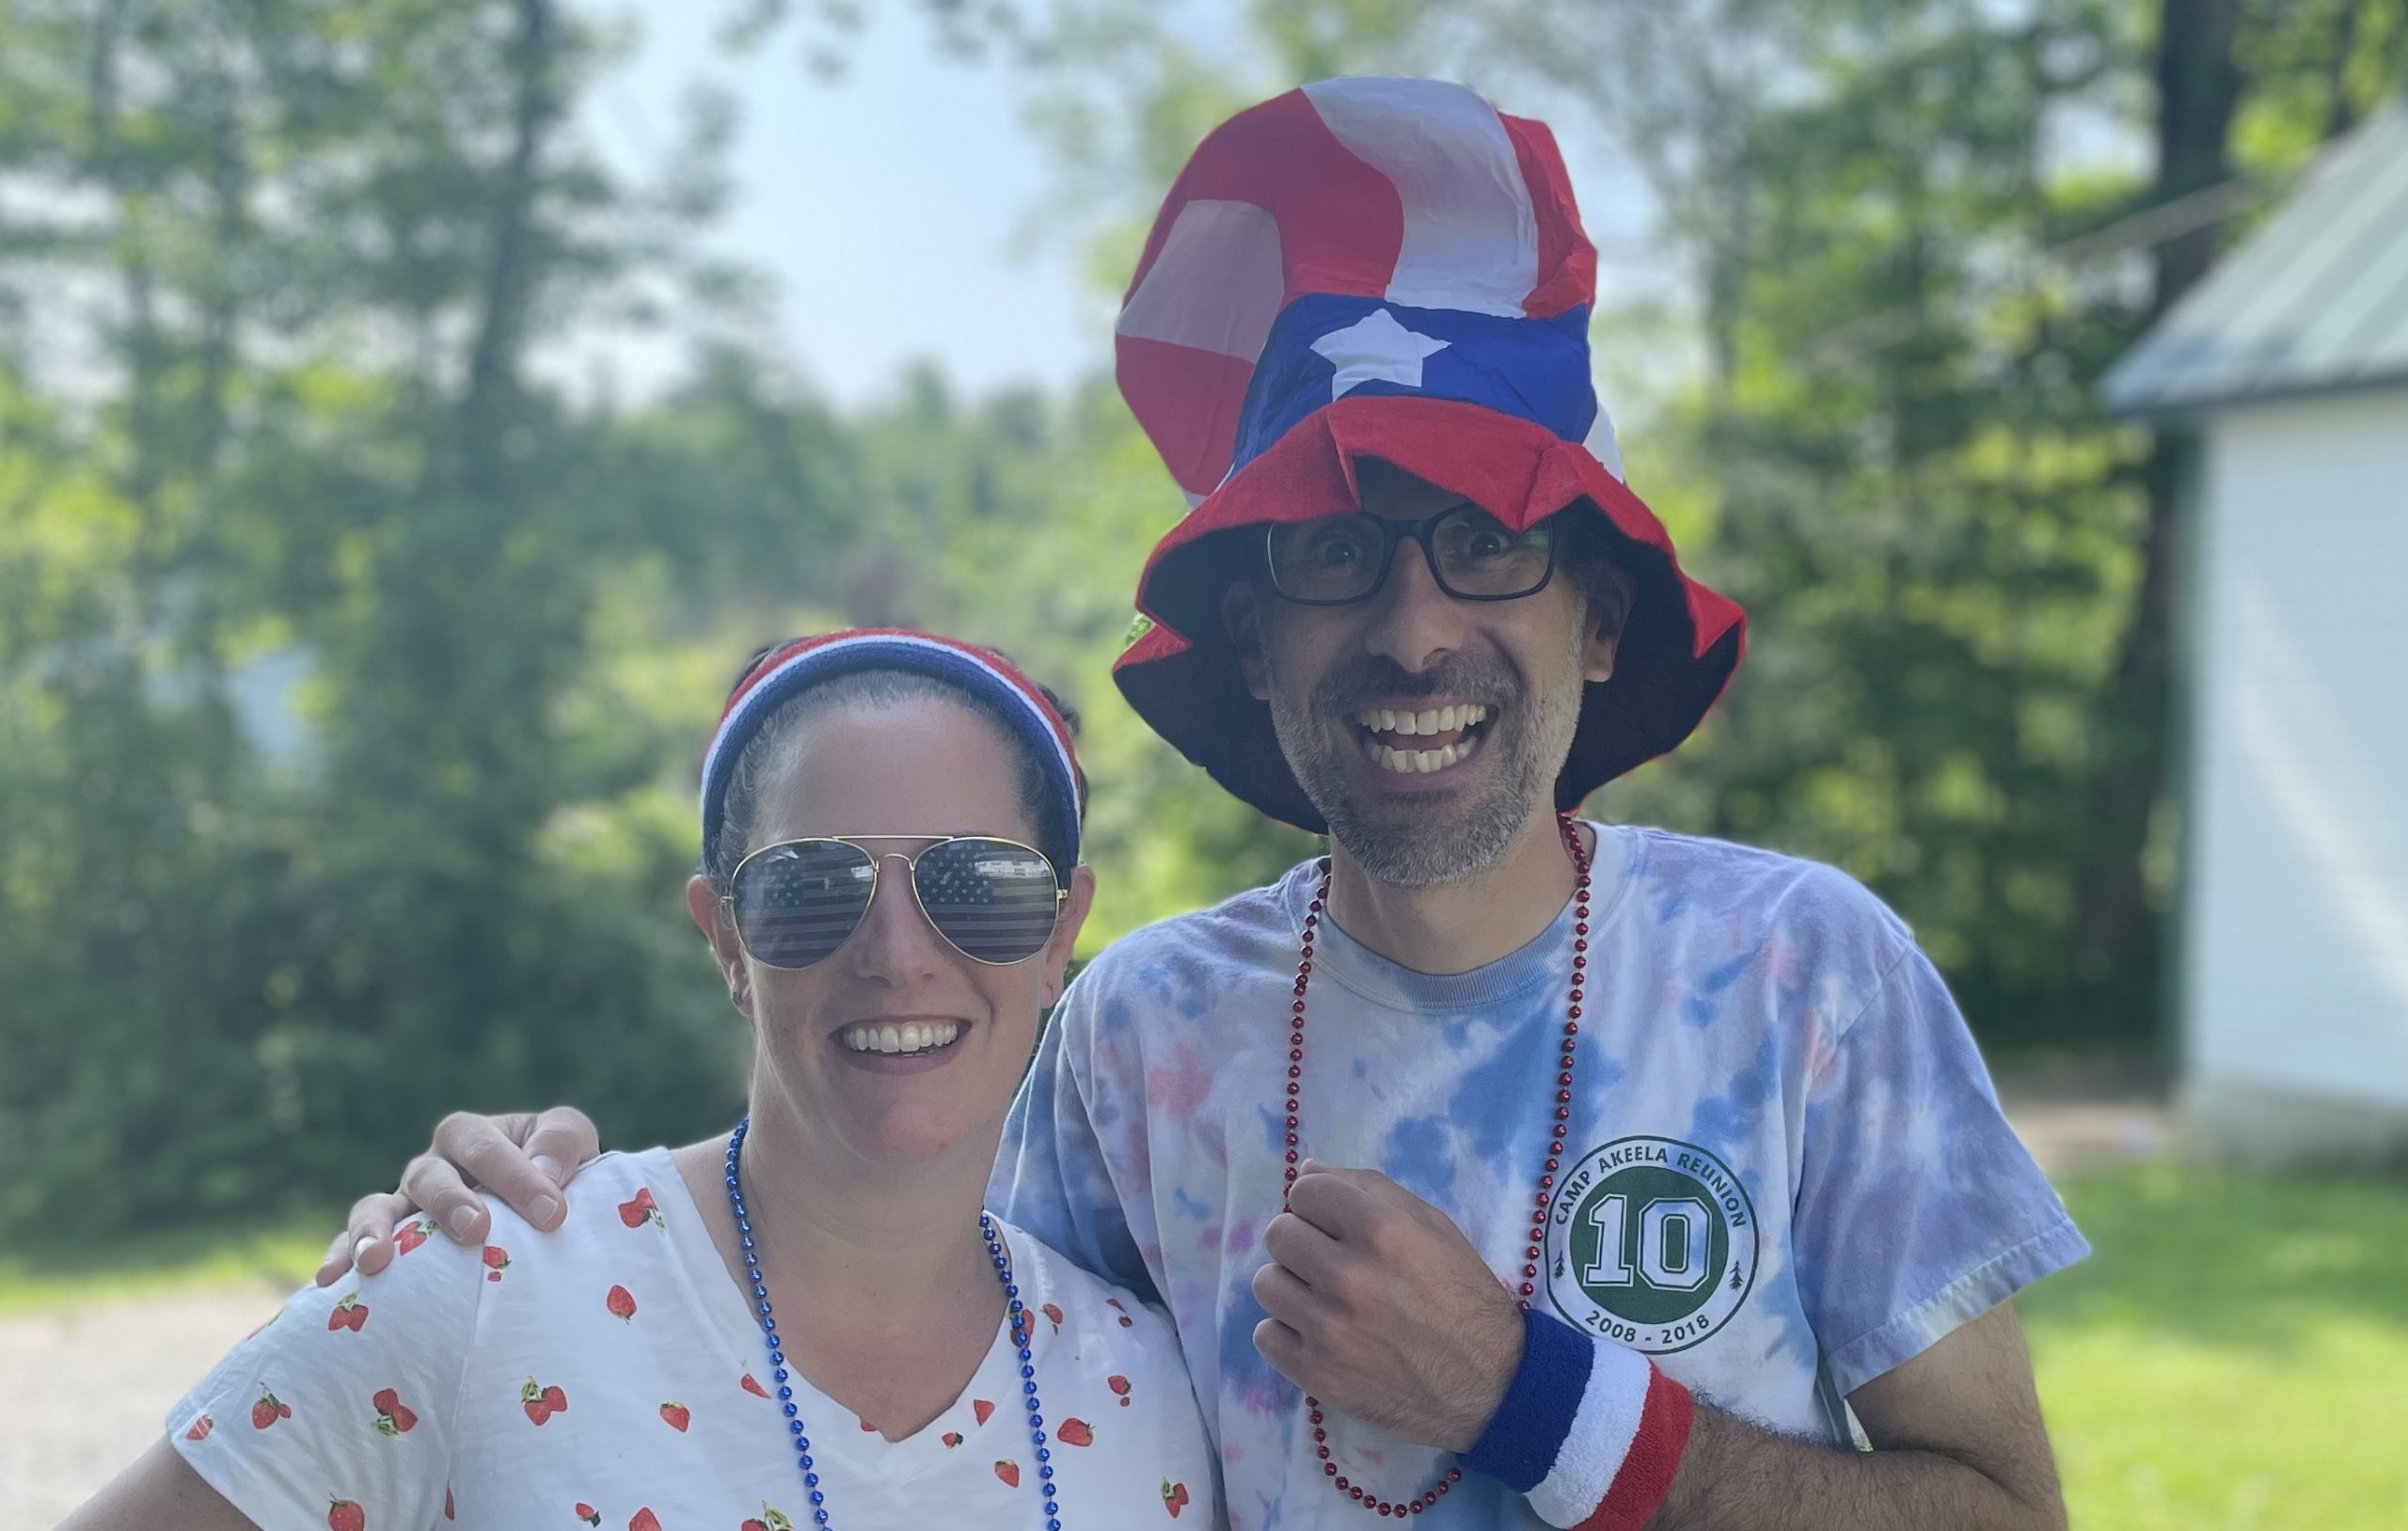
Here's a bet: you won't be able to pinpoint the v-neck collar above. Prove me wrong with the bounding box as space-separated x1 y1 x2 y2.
642 1147 1048 1485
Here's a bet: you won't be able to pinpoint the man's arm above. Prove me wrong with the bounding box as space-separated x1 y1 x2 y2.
1642 1302 2064 1531
312 1106 598 1284
1256 1163 2064 1531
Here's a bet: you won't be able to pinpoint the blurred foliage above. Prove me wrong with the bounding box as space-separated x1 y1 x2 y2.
3 0 2403 1238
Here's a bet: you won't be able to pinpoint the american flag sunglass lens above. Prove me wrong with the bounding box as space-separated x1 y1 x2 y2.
731 841 878 969
911 839 1061 964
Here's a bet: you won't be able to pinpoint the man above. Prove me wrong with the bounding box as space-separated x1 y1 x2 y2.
330 79 2086 1529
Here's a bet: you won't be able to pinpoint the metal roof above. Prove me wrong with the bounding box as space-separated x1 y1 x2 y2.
2102 101 2408 418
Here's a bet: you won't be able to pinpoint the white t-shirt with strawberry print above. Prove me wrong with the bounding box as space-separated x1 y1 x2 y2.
167 1147 1216 1530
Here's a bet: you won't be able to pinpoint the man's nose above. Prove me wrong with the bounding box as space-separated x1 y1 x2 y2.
1360 533 1467 674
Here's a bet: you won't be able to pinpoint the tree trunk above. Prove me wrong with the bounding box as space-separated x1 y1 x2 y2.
2073 0 2243 982
457 0 557 501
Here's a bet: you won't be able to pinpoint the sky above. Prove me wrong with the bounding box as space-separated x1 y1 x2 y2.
574 3 1123 408
568 4 1680 413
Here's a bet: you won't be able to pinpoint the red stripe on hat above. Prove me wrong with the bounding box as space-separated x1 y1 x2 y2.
1500 112 1595 320
1123 88 1402 311
1116 337 1258 502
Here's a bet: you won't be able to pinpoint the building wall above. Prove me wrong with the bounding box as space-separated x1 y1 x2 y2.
2184 388 2408 1160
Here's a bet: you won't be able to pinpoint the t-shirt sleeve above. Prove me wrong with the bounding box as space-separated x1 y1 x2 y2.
167 1220 480 1531
1793 942 2091 1396
992 969 1162 1302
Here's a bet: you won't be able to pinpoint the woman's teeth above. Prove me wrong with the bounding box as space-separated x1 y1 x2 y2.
841 1020 963 1055
1355 703 1489 774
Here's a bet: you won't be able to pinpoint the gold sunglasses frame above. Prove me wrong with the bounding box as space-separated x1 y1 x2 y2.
721 833 1069 970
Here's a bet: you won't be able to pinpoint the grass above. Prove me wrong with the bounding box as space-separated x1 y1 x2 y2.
0 1215 332 1316
4 1169 2403 1528
2023 1165 2408 1531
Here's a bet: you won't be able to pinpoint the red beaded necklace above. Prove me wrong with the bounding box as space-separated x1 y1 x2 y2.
1281 811 1593 1518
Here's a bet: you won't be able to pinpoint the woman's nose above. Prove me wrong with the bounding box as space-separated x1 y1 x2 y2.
845 855 947 980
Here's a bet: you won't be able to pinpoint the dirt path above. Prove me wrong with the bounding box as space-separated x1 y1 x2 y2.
0 1283 291 1530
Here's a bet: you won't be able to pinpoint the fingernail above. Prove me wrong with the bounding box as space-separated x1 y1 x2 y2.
353 1235 376 1264
530 1192 563 1227
532 1154 565 1186
445 1205 480 1239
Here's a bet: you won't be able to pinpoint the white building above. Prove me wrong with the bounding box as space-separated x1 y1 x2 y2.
2102 101 2408 1167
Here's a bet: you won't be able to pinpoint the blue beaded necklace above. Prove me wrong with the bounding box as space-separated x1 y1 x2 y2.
724 1118 1063 1530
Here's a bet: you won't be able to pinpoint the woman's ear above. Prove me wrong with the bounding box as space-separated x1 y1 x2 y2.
1221 582 1272 701
1041 863 1099 1008
686 874 753 1017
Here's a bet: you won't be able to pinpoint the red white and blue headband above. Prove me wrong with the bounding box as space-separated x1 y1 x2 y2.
700 629 1084 871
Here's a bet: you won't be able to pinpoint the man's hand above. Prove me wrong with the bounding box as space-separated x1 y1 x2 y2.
1250 1160 1527 1453
310 1106 602 1286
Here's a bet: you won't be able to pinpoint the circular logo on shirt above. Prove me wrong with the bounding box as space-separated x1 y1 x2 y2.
1542 1135 1758 1354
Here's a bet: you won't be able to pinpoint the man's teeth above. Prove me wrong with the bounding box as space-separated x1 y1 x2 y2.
1364 735 1477 774
1354 703 1488 736
841 1020 964 1055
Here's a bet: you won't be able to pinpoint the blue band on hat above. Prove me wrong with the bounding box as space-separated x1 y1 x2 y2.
1231 295 1597 479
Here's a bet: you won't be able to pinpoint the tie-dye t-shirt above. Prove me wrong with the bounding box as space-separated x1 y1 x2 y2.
994 824 2089 1530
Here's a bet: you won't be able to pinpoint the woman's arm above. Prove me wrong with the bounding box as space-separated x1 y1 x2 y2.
58 1437 260 1531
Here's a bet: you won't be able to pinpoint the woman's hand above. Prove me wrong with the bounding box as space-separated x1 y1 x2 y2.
312 1106 602 1285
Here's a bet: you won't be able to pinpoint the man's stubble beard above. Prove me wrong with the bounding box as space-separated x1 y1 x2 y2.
1261 622 1589 890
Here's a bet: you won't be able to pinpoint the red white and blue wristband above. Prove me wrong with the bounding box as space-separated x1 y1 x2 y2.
699 628 1084 868
1461 1310 1695 1530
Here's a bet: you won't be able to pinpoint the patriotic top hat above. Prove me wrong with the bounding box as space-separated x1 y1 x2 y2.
1110 77 1747 832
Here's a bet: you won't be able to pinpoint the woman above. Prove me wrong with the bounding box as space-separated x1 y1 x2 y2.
65 629 1216 1530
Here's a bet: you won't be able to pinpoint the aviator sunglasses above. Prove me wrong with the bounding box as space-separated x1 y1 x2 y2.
723 834 1067 970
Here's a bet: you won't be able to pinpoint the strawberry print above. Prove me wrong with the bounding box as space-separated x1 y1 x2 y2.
972 1398 995 1426
184 1413 214 1442
1057 1417 1094 1447
1108 1374 1133 1408
372 1388 418 1435
326 1294 369 1333
628 1511 661 1531
993 1459 1021 1489
616 1187 663 1230
740 1373 770 1399
326 1498 365 1531
940 1430 963 1448
1163 1478 1191 1518
605 1284 637 1321
1105 1296 1133 1328
741 1508 795 1531
393 1219 432 1256
520 1377 569 1425
574 1505 600 1526
482 1244 511 1283
251 1387 292 1430
659 1401 690 1432
1041 1302 1064 1334
372 1386 419 1436
444 1487 455 1522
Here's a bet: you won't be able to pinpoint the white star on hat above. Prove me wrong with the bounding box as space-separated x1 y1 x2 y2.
1310 308 1451 400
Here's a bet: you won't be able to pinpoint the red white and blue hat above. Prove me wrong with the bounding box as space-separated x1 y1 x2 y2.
1111 77 1747 831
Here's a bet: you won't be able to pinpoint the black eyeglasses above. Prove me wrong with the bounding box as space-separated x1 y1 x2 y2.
1264 504 1559 606
723 835 1066 970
